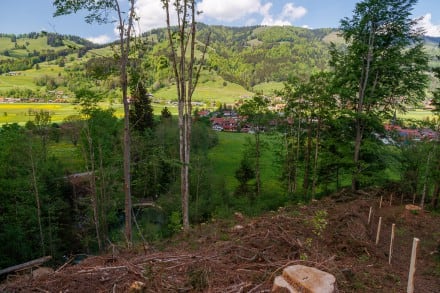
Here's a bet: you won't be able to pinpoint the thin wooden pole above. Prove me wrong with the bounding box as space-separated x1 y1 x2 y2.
407 238 420 293
389 223 395 265
379 196 383 208
375 217 382 245
368 207 373 225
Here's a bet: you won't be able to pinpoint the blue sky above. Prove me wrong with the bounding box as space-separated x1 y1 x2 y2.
0 0 439 44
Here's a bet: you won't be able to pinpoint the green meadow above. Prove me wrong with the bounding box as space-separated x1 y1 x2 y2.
0 102 180 125
209 132 284 202
0 65 65 91
0 103 80 124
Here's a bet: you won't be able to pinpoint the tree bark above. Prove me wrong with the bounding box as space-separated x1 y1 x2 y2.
115 0 135 245
163 0 208 231
29 145 45 256
352 28 375 191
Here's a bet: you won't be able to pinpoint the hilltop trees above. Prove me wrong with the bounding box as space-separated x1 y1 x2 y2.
330 0 429 190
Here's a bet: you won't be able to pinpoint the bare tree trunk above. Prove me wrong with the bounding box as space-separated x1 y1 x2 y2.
420 150 432 210
312 118 321 199
115 0 135 245
87 132 102 251
163 0 208 231
29 145 45 256
431 182 440 208
255 131 261 198
303 119 312 194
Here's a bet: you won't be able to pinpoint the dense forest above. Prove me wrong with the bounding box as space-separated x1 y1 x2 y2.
1 0 440 281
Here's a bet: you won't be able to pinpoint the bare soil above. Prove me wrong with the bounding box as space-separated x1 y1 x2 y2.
2 189 440 292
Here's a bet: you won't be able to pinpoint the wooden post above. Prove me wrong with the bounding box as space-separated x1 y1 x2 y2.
368 207 373 225
389 223 395 265
375 217 382 245
379 196 383 208
407 238 420 293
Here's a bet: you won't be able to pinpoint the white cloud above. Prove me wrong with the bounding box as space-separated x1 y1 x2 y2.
281 3 307 21
135 0 169 32
198 0 261 22
417 13 440 37
261 2 307 26
86 34 112 44
130 0 308 31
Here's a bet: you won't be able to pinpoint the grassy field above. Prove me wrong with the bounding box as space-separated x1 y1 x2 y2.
153 72 253 105
0 103 79 124
252 82 284 95
399 109 435 121
0 65 65 91
0 102 180 125
209 132 284 199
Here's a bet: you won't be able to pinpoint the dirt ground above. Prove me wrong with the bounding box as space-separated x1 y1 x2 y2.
2 188 440 292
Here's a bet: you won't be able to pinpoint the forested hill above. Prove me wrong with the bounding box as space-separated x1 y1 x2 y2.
1 25 437 92
0 26 335 89
0 32 102 73
147 24 336 88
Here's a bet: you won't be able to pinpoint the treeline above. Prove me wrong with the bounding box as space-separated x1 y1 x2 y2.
0 85 220 267
201 25 333 88
0 32 98 48
139 25 334 90
0 32 103 74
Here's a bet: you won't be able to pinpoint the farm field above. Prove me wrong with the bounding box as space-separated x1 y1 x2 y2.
0 102 181 125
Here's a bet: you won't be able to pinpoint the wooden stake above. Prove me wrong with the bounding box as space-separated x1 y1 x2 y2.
379 196 383 208
375 217 382 245
389 223 395 265
368 207 373 225
407 238 420 293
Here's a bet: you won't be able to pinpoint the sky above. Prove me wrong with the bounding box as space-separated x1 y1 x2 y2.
0 0 439 44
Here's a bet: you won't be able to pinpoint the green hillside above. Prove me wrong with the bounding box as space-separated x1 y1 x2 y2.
0 26 439 113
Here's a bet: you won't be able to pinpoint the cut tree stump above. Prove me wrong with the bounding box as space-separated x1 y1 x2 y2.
272 265 335 293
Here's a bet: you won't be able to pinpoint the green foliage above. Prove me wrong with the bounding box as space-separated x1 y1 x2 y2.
129 82 155 132
234 156 255 198
0 123 68 268
330 0 429 189
310 210 328 236
168 211 183 233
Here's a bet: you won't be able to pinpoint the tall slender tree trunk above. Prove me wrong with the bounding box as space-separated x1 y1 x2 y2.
29 146 45 256
163 0 207 231
352 120 363 190
352 30 374 191
303 119 312 194
116 0 134 245
431 182 440 208
420 149 432 210
255 131 261 198
87 132 102 251
312 119 321 198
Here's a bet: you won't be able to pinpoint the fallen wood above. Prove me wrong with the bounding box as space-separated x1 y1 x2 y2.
77 266 128 274
0 256 52 276
55 256 74 273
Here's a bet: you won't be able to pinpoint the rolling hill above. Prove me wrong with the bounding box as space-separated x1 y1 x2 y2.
0 25 438 108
